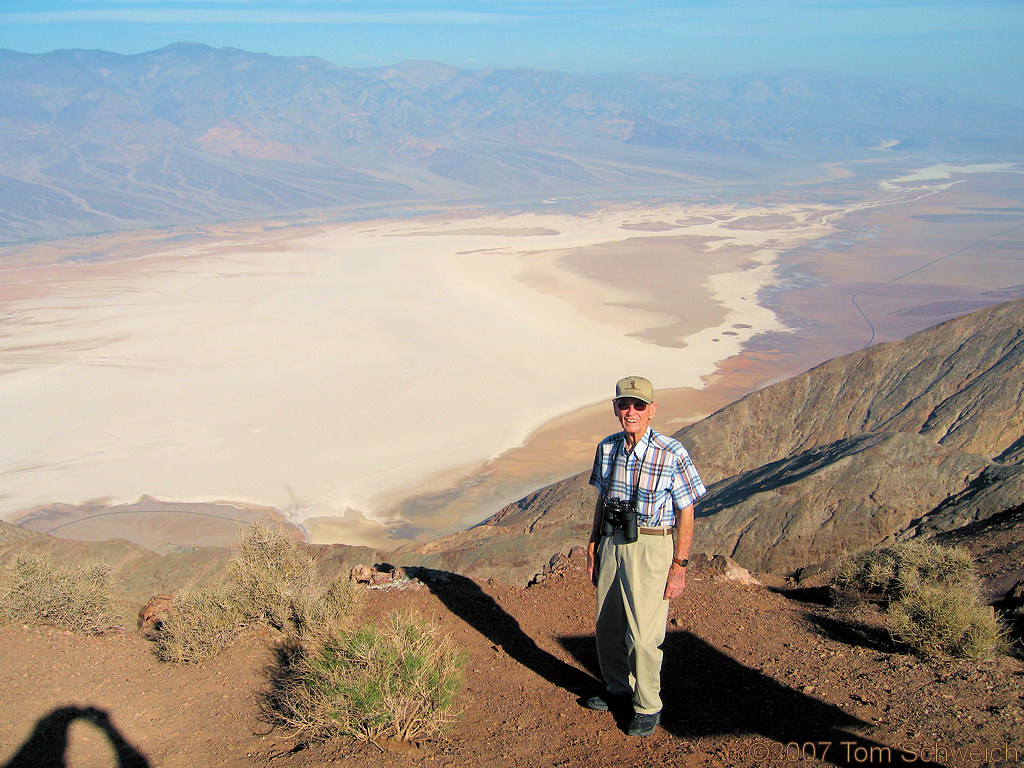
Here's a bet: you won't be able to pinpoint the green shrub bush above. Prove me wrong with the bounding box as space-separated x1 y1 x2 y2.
264 611 465 743
831 541 1009 659
0 553 127 634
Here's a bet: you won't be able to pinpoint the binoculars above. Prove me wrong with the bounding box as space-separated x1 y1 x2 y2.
600 497 638 543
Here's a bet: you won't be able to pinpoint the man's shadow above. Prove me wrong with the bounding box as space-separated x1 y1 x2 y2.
404 567 941 768
405 567 597 695
560 630 945 768
3 705 149 768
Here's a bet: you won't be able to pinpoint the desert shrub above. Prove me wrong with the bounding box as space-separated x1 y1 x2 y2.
285 579 358 646
831 541 976 606
0 553 127 634
831 541 1009 659
151 523 356 663
153 583 244 664
264 611 465 743
226 522 317 629
887 584 1011 659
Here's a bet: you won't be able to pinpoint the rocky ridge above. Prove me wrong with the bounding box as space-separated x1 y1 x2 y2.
421 299 1024 589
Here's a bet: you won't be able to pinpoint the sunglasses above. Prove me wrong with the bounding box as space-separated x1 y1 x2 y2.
615 398 649 412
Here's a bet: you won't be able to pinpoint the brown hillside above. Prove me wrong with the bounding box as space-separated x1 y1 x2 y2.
3 551 1023 768
677 299 1024 482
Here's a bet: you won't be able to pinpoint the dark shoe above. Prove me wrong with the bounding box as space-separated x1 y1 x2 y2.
627 711 661 736
584 692 629 711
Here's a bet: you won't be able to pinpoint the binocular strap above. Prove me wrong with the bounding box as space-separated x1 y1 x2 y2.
610 435 650 509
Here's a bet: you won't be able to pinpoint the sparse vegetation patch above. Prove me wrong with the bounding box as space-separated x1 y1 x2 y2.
886 583 1010 659
226 521 317 629
153 583 245 664
149 523 357 663
832 541 1010 659
0 552 127 634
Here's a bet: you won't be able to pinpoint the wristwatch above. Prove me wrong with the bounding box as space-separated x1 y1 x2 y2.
672 557 689 568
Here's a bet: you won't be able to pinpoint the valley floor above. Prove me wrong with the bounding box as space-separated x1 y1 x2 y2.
5 164 1023 556
2 552 1022 768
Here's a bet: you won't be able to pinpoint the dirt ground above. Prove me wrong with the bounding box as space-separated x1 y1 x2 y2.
2 551 1023 768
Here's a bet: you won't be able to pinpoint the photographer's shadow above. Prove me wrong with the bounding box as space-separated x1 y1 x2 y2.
3 705 149 768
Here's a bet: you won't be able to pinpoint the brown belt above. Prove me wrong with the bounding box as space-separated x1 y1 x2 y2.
638 527 673 536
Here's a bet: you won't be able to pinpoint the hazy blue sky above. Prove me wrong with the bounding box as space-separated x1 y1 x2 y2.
2 1 1023 108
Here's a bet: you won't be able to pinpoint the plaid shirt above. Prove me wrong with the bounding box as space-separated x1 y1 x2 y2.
589 428 706 528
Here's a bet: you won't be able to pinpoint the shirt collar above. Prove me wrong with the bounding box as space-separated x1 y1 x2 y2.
617 427 653 455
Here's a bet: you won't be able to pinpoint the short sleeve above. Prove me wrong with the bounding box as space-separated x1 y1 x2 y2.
670 448 706 509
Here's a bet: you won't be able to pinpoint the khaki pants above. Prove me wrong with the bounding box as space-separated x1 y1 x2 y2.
595 530 672 715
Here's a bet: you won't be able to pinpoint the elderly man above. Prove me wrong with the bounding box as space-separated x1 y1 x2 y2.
585 376 707 736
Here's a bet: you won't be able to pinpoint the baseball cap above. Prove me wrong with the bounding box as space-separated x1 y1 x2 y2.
614 376 654 404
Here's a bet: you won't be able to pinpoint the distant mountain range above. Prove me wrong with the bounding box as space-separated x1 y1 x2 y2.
2 42 1023 243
